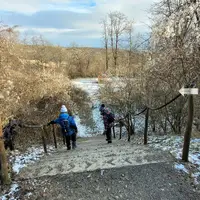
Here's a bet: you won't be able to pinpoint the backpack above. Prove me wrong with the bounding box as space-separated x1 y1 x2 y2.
107 112 115 123
60 119 70 134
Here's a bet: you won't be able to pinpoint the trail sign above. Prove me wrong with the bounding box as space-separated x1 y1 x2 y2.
179 87 199 96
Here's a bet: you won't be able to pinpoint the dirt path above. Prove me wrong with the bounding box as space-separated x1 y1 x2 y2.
14 136 200 200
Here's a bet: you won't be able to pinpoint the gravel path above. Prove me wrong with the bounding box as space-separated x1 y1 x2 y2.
17 162 200 200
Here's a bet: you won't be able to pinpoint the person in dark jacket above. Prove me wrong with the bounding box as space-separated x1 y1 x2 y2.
99 104 114 144
48 105 78 150
3 119 23 151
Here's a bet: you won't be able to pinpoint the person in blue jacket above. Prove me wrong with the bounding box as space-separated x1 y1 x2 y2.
48 105 78 150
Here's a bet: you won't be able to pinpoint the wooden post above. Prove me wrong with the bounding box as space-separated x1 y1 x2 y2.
42 126 47 153
131 116 135 135
182 95 194 162
0 117 11 184
112 126 116 139
119 121 122 140
52 124 57 149
144 108 149 145
128 114 131 142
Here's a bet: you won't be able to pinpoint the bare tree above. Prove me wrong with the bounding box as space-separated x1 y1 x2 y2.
101 19 109 71
101 11 131 73
126 21 134 67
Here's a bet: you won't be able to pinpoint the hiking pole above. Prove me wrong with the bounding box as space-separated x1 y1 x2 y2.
52 124 57 149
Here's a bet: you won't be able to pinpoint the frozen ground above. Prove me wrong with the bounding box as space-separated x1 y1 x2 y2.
1 146 55 199
1 183 20 200
9 146 55 174
147 135 200 188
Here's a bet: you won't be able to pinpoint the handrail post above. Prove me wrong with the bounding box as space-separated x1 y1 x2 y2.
182 95 194 162
42 126 47 153
112 126 116 139
128 114 131 142
119 121 122 140
144 108 149 145
0 117 11 184
52 124 57 149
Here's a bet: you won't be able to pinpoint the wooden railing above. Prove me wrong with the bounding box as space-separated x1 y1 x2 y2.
0 122 58 185
113 92 194 162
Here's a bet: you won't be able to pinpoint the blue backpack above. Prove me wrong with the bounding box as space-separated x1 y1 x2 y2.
60 118 70 134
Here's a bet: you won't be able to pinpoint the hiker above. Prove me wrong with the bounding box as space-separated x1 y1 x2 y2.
99 104 115 144
48 105 78 150
3 119 23 151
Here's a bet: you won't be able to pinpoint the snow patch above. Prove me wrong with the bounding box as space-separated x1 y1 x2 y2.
149 135 200 185
189 153 200 166
1 183 20 200
10 146 55 174
191 172 200 185
75 115 93 137
72 78 104 137
174 163 189 174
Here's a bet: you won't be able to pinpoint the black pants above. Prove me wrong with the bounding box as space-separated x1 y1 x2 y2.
65 133 76 149
4 138 15 151
106 127 112 142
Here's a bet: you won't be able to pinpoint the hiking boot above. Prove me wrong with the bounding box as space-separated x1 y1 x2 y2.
67 146 71 150
108 141 112 144
72 142 77 149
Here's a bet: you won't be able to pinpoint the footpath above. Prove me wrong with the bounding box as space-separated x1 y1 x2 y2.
9 136 200 200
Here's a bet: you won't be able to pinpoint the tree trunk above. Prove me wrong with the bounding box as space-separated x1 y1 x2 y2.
0 117 11 184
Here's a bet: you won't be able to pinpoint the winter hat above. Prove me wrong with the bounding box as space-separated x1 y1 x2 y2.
60 105 68 113
99 104 105 112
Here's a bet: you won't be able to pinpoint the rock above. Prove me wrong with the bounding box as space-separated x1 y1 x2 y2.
101 170 105 176
87 174 92 178
95 186 100 191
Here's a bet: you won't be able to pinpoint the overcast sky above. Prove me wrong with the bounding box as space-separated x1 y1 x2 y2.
0 0 156 47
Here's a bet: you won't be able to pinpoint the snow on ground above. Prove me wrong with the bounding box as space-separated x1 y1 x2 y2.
1 146 55 199
9 146 55 174
74 115 93 138
1 183 20 200
148 135 200 186
174 163 189 174
72 78 145 137
72 78 104 137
